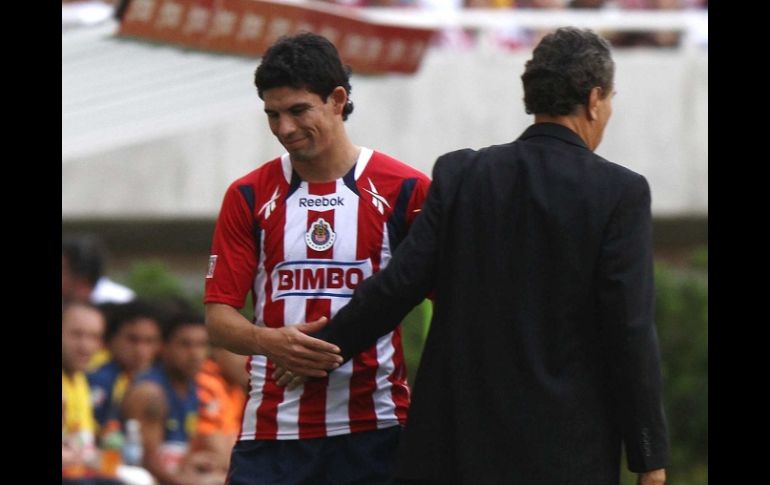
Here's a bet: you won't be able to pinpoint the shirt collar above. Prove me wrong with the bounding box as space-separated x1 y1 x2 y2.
517 122 590 151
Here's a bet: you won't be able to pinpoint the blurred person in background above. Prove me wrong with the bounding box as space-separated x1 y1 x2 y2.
184 346 249 479
62 235 135 306
122 310 213 485
204 32 431 484
62 302 107 483
609 0 684 47
63 235 136 370
417 0 476 49
299 27 669 485
88 300 163 431
503 0 566 49
568 0 605 6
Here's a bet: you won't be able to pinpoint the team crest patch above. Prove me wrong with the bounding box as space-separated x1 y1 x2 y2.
206 255 217 279
305 218 336 251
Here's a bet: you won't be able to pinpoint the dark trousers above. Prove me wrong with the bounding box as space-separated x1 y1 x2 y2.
226 426 401 485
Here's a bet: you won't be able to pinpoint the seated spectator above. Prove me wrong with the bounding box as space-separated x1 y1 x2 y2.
63 234 136 370
88 300 163 431
122 309 216 485
610 0 684 47
187 346 248 475
62 302 106 483
505 0 565 48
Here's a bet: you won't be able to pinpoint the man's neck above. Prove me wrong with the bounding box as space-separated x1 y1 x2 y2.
534 113 595 151
166 367 192 397
292 140 360 183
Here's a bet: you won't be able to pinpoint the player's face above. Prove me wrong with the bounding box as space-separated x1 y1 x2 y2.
263 86 344 163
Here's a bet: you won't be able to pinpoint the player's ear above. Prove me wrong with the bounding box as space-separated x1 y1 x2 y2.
330 87 348 115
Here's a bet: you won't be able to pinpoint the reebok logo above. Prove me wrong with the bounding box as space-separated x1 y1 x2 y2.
361 178 390 215
299 196 344 208
259 187 281 220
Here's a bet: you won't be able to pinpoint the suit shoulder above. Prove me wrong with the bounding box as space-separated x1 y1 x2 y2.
593 154 647 185
433 147 478 173
438 142 515 161
591 155 651 209
432 143 522 183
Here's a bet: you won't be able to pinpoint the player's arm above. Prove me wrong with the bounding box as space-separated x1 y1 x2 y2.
205 183 341 375
205 304 341 376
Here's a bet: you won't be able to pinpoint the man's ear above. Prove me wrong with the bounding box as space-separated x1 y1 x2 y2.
587 87 601 121
330 86 348 115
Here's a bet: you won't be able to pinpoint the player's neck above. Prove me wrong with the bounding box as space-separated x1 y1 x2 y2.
293 139 360 183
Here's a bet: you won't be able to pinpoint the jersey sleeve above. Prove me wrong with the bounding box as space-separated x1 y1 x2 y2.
405 173 431 227
204 183 260 309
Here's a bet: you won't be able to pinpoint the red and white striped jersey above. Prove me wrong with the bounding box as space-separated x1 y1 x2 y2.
204 148 430 440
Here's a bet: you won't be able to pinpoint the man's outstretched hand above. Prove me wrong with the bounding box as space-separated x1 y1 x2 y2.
259 317 342 378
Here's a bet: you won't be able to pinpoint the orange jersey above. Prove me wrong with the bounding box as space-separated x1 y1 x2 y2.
196 359 247 436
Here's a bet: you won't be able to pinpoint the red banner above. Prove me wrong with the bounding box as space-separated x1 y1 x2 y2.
118 0 435 74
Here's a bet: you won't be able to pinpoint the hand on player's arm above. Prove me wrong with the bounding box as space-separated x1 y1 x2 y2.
274 365 308 390
206 303 342 377
258 317 342 377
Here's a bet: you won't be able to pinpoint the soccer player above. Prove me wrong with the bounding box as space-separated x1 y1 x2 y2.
204 32 430 484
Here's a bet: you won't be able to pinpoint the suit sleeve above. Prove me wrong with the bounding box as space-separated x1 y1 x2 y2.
317 158 451 361
596 174 670 472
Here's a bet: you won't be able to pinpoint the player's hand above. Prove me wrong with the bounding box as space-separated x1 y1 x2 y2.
258 317 342 378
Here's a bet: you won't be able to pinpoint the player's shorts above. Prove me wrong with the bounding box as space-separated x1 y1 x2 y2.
225 426 402 485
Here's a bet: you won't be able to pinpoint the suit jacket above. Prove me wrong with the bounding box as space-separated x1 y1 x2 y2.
319 123 669 485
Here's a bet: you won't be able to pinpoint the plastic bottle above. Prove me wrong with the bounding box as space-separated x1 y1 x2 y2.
122 419 144 467
100 420 124 477
62 429 97 478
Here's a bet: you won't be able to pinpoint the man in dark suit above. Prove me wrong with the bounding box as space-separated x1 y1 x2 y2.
281 27 669 485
